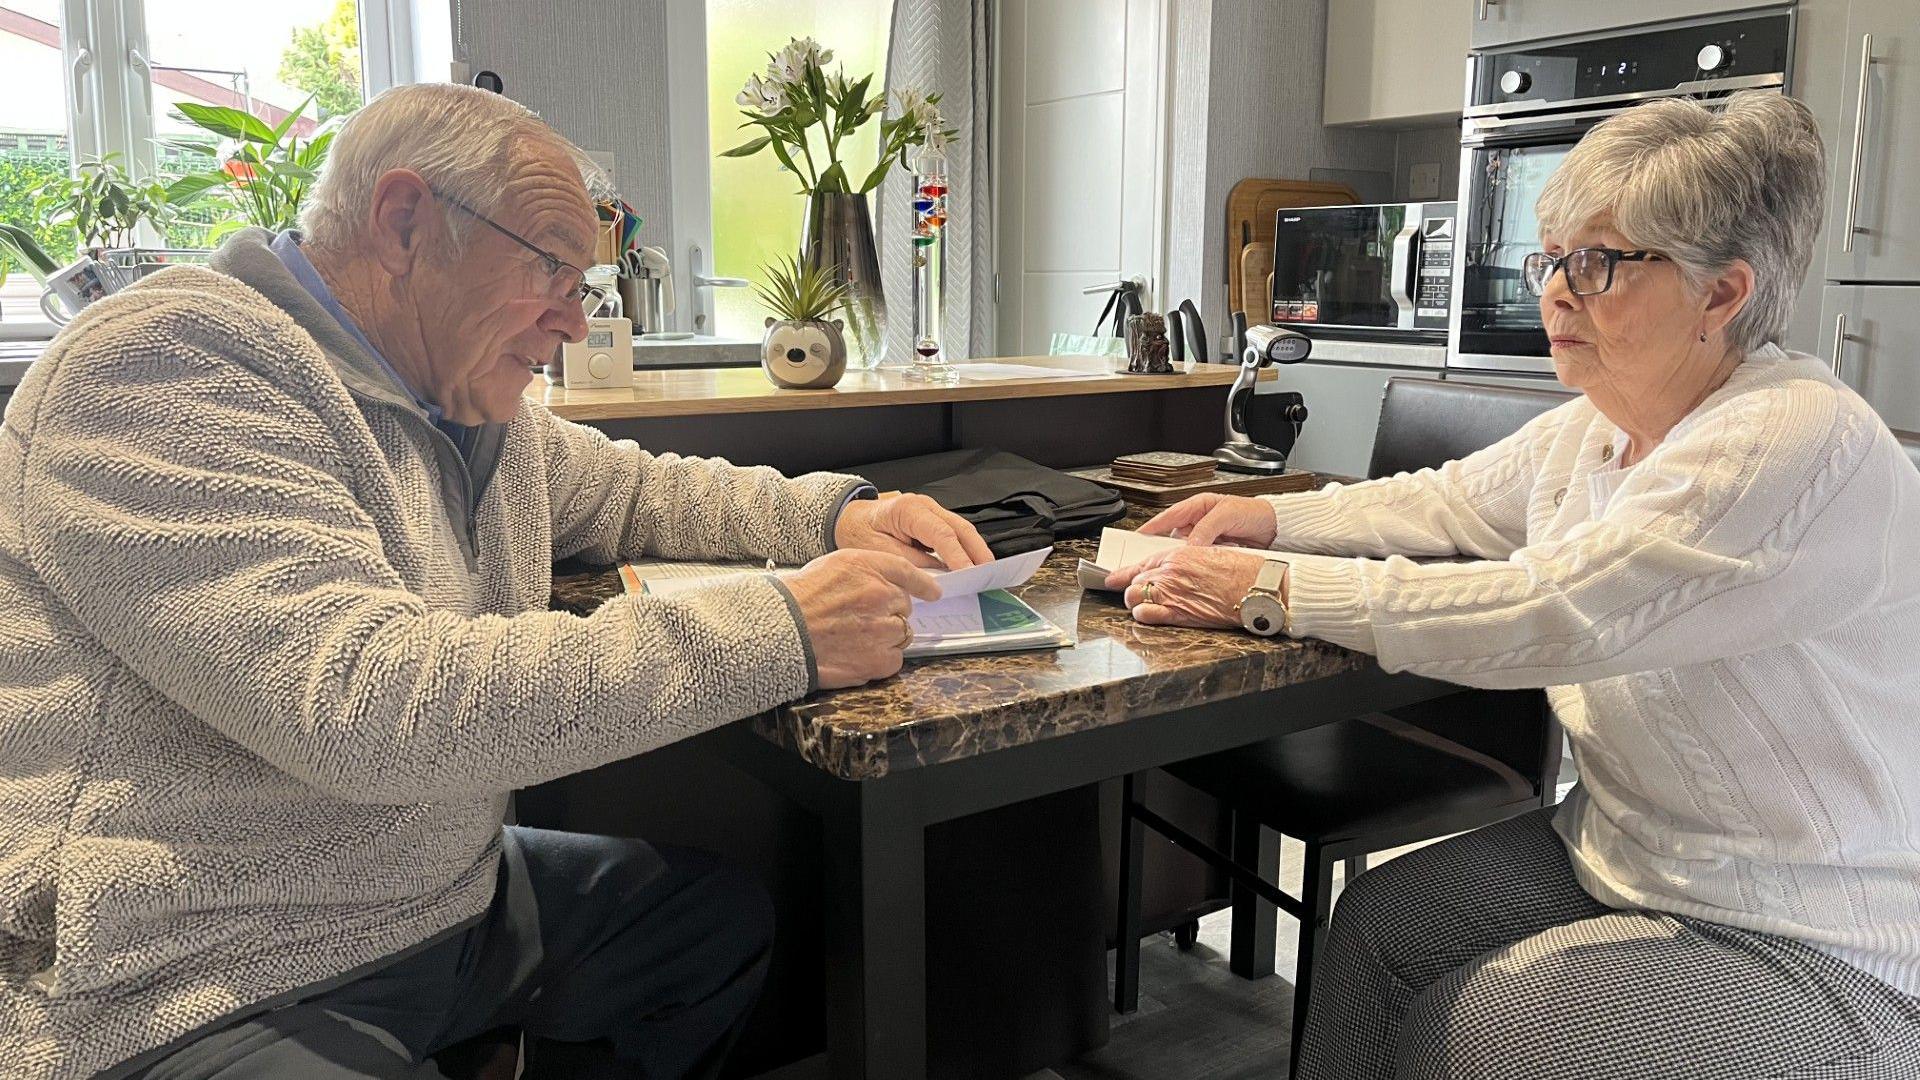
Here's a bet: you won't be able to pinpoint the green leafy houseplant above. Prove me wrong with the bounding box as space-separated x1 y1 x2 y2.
755 254 852 390
0 222 59 292
36 154 175 251
722 37 958 195
753 253 850 322
164 96 337 236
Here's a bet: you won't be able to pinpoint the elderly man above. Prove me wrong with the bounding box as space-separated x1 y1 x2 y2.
0 83 991 1080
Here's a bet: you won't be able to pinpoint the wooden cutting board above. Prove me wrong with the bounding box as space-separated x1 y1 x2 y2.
1225 178 1359 327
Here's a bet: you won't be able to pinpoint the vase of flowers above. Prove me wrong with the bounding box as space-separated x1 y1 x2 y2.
725 37 957 369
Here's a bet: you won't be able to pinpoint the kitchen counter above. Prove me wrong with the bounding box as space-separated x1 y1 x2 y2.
526 354 1265 422
551 515 1365 780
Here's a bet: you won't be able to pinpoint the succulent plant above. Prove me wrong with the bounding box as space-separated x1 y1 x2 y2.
753 253 850 323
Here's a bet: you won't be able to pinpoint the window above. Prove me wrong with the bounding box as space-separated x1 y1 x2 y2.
701 0 890 340
0 0 416 333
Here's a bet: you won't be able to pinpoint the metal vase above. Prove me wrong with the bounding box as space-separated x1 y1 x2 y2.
800 191 888 370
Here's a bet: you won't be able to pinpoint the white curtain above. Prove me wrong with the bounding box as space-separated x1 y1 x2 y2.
877 0 994 362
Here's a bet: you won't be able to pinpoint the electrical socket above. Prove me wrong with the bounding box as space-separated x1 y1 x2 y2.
1409 162 1444 201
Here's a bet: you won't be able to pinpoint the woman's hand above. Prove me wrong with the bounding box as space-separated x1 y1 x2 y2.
1138 493 1278 548
1104 546 1267 629
835 492 995 570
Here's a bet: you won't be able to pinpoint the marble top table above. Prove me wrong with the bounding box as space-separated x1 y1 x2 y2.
551 527 1370 781
550 523 1456 1080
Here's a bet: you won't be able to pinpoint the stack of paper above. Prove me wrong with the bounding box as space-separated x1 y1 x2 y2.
619 546 1074 659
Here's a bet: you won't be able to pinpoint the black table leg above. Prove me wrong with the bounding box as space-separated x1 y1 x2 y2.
821 776 929 1079
1229 813 1282 979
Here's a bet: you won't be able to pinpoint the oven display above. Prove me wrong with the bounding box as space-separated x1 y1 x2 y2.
1471 13 1789 107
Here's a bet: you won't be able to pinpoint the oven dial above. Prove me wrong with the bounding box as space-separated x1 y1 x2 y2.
1697 43 1730 72
1499 70 1531 95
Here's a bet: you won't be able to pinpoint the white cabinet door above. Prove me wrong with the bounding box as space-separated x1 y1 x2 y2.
1823 0 1920 284
995 0 1169 355
1822 284 1920 434
1470 0 1762 50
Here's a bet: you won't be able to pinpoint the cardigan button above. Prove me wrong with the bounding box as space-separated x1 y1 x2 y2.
1554 488 1566 507
1601 444 1614 463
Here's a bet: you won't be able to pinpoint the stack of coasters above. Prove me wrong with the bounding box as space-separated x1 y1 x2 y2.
1075 451 1320 510
1109 451 1219 487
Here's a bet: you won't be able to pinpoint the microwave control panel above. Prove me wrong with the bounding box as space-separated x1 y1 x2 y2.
1414 216 1454 332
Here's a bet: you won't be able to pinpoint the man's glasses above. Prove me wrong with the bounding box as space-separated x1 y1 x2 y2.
1521 246 1662 298
431 189 593 304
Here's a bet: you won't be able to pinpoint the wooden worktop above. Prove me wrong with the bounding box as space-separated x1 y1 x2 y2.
526 355 1264 422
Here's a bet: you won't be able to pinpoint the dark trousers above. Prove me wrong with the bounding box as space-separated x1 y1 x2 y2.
125 827 775 1080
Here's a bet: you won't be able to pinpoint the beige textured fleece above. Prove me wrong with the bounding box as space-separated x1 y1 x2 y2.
0 233 862 1079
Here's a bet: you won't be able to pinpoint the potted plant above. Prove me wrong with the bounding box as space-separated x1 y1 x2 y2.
724 37 957 369
755 254 851 389
35 154 175 252
163 95 336 237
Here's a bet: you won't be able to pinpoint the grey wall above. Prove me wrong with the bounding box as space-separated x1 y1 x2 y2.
1391 123 1461 202
1166 0 1403 357
460 0 675 251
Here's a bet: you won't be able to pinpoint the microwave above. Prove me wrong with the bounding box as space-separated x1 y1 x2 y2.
1269 201 1456 342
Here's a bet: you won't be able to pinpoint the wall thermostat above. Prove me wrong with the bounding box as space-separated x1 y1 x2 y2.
560 318 634 389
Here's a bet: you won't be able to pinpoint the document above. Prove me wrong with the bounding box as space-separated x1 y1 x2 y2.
951 362 1110 382
1078 528 1273 592
619 546 1073 659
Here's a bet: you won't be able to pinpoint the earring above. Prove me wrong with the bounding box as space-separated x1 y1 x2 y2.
1699 331 1707 342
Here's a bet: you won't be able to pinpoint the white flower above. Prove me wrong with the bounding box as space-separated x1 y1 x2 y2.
825 66 850 99
767 37 832 87
735 73 787 113
891 87 930 124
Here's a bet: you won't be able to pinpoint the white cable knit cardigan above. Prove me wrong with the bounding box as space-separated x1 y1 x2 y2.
0 238 862 1079
1267 345 1920 995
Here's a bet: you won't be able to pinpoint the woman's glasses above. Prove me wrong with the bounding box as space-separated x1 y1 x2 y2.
1521 246 1661 298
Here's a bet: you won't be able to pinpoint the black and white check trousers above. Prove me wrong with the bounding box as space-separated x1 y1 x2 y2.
1296 805 1920 1079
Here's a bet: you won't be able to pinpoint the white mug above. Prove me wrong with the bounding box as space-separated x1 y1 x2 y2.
39 257 116 326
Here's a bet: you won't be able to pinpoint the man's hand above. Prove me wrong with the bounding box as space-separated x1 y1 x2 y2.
1104 546 1269 630
1138 493 1278 548
834 492 994 570
784 549 941 689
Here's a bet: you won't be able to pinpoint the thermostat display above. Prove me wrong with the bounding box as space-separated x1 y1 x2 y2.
586 329 614 349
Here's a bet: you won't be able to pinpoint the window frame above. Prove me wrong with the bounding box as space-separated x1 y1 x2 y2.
1 0 414 340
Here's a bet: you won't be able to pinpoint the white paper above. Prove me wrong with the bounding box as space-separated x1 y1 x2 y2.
908 594 987 638
631 547 1050 607
953 363 1109 382
927 546 1049 599
1080 528 1272 592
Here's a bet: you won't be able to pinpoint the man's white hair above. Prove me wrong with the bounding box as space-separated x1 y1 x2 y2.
301 82 612 250
1535 92 1825 354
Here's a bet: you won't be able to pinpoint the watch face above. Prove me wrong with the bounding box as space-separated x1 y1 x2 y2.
1241 594 1286 637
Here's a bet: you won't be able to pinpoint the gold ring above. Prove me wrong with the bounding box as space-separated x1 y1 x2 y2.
1141 579 1155 605
895 615 914 650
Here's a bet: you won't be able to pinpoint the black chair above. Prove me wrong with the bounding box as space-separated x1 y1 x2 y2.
1113 378 1577 1068
1899 429 1920 472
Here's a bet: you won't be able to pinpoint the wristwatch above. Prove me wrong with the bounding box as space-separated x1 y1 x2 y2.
1237 559 1291 637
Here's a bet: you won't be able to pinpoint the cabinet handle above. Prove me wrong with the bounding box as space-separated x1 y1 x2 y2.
1831 312 1848 378
1479 0 1499 21
1842 34 1876 253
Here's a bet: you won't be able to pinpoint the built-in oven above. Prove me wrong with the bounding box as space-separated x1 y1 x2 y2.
1270 201 1457 350
1447 8 1795 376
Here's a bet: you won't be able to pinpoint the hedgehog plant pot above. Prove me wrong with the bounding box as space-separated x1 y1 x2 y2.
761 317 849 389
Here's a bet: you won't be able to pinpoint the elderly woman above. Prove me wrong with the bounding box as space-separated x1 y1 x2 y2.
0 83 992 1080
1108 93 1920 1076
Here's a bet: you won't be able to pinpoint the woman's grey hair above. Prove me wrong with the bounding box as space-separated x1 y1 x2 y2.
301 82 613 252
1535 92 1825 354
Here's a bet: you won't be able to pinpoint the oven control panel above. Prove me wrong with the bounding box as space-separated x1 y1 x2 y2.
1470 11 1791 109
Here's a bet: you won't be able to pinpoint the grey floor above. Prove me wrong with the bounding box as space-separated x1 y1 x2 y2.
1027 767 1581 1080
